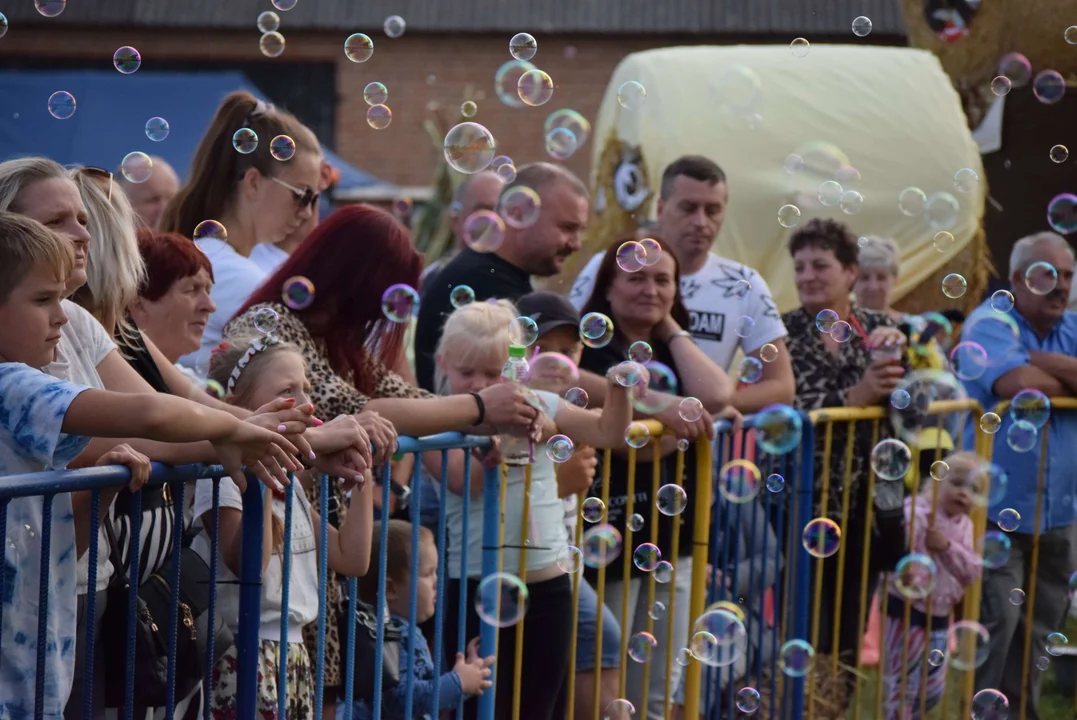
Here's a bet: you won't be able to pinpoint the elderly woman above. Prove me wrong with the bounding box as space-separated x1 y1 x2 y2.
781 218 909 717
853 236 906 322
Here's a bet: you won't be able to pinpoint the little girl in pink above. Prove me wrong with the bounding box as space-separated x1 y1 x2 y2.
882 452 982 719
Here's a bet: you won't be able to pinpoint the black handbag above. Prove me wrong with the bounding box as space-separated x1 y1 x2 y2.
101 514 233 709
340 598 402 702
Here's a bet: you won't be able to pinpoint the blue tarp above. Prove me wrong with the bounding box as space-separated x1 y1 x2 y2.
0 69 388 192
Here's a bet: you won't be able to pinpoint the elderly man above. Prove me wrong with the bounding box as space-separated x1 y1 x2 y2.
962 231 1077 719
419 169 504 290
118 155 179 229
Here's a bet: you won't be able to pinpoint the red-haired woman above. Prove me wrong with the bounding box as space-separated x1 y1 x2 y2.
224 203 539 717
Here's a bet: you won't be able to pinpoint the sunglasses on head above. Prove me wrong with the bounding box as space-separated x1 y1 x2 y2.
77 166 114 203
270 176 319 210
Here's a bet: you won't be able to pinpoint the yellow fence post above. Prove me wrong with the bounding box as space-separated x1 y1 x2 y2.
681 432 712 720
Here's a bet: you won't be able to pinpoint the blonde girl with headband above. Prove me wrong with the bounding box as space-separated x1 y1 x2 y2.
195 335 374 719
429 299 634 720
161 91 325 373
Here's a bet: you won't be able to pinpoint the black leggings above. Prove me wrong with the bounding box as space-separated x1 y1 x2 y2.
443 574 573 720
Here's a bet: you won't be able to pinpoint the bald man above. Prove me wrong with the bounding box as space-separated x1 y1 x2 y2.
119 155 179 229
419 170 504 289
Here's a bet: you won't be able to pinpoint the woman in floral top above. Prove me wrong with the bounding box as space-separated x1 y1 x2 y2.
781 219 909 718
224 205 539 716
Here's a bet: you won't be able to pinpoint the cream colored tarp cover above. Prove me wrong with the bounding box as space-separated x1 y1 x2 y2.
587 44 984 314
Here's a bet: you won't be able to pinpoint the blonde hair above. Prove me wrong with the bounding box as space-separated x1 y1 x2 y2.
0 156 69 213
0 212 74 303
924 451 985 497
858 236 900 276
69 168 146 338
433 299 518 395
206 334 305 409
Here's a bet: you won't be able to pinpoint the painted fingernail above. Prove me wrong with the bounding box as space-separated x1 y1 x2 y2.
313 418 324 426
277 424 288 432
309 451 317 460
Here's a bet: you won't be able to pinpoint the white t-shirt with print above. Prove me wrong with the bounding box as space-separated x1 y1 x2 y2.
569 252 788 371
47 300 118 595
190 476 319 642
0 363 92 720
179 239 267 375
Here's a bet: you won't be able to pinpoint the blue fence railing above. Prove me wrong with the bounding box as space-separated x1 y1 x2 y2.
0 420 815 720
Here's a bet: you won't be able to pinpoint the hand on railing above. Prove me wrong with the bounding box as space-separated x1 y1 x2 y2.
94 443 152 492
455 638 495 695
356 409 398 465
653 401 716 441
212 423 301 492
470 436 502 469
308 415 373 489
245 396 317 459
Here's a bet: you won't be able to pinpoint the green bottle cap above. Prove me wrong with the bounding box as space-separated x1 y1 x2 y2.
508 344 527 358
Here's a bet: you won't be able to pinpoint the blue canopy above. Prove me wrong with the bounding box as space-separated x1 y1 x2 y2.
0 69 389 192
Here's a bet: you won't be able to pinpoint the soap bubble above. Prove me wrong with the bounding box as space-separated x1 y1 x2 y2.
47 91 76 119
734 315 756 339
950 341 988 381
839 190 864 215
871 439 912 481
269 135 296 161
383 15 406 38
784 154 804 174
933 231 955 252
628 341 653 364
444 122 496 174
271 0 296 9
802 517 841 558
760 343 779 363
625 422 650 449
639 237 661 265
582 524 622 568
363 82 388 106
736 687 761 713
626 513 644 532
449 285 475 309
193 220 227 242
475 572 529 628
612 361 644 388
1068 26 1077 44
790 38 810 58
581 497 605 523
282 276 315 310
1037 655 1050 671
253 307 280 335
564 387 588 408
980 531 1012 570
942 273 967 299
654 561 674 583
604 699 635 720
852 16 873 36
144 117 169 142
894 553 937 600
544 128 577 160
366 105 392 130
691 609 747 668
494 60 535 107
718 460 762 504
113 46 141 74
381 284 419 322
777 204 801 228
990 289 1014 313
120 152 153 184
34 0 66 17
648 600 666 620
817 180 843 207
1006 419 1037 453
971 689 1009 720
499 186 542 229
617 81 646 110
930 460 949 481
778 639 815 677
460 101 477 118
232 128 258 154
756 405 802 455
1033 70 1066 104
980 412 1002 434
1008 588 1025 606
1024 261 1058 295
509 32 537 61
997 508 1021 532
580 313 614 349
344 33 374 63
738 357 763 384
1047 632 1069 656
1011 388 1051 429
898 187 927 216
926 192 960 230
829 321 853 343
676 438 689 452
928 649 946 667
1051 145 1070 163
546 434 574 463
948 620 990 671
890 389 911 410
1047 194 1077 235
556 545 583 574
990 76 1012 96
656 484 688 516
815 309 839 333
627 631 658 663
517 69 554 107
633 543 661 572
259 31 286 58
508 316 539 346
461 211 505 253
953 168 979 194
616 241 647 272
678 397 704 423
529 352 580 394
631 362 678 415
257 11 280 33
999 52 1032 87
766 474 785 493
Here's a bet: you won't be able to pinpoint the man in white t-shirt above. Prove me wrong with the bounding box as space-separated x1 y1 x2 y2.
571 155 795 412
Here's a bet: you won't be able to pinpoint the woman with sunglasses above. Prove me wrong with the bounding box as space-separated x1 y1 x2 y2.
160 90 324 375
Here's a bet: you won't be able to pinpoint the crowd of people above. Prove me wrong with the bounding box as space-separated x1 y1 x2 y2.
0 87 1075 720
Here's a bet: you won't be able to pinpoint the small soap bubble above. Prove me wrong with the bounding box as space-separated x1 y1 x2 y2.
517 69 554 107
47 91 76 120
738 357 763 384
1067 26 1077 44
999 52 1032 87
1024 261 1058 296
460 101 477 118
1047 194 1077 235
676 438 689 452
475 572 529 628
778 639 815 677
998 507 1021 532
120 152 153 184
928 649 946 667
948 620 990 671
980 412 1002 434
790 38 810 58
0 15 7 39
612 361 643 388
366 105 392 130
232 128 258 154
616 240 647 272
113 46 141 74
759 343 779 363
756 405 802 455
932 231 954 252
802 518 840 558
544 127 578 160
719 460 762 504
839 190 864 215
1050 145 1069 164
281 276 315 310
499 186 542 229
509 32 537 61
941 273 967 299
617 81 646 110
253 307 280 334
627 631 658 663
556 545 582 573
817 180 842 207
930 460 949 481
950 341 988 381
895 553 937 599
626 513 644 532
654 561 674 583
1008 588 1025 606
449 285 475 309
736 687 761 714
678 397 704 423
625 422 650 449
890 389 911 410
259 31 286 58
383 15 406 38
145 117 169 142
1047 632 1069 657
628 341 653 364
35 0 66 17
1037 655 1050 671
1006 419 1037 453
777 204 801 228
581 497 605 523
1033 70 1066 104
545 434 574 463
1011 389 1051 429
990 289 1014 313
734 315 756 339
633 543 661 572
971 688 1008 719
508 316 539 346
271 0 296 9
381 283 419 323
580 312 614 349
899 187 927 217
991 76 1012 96
604 698 635 720
193 220 227 242
344 33 374 63
784 154 804 174
363 82 388 106
815 309 839 333
656 484 688 516
444 122 497 174
954 167 979 193
564 387 589 408
257 11 280 33
871 439 912 481
852 16 873 37
648 600 666 620
829 320 853 343
269 135 295 161
462 211 505 253
582 524 622 569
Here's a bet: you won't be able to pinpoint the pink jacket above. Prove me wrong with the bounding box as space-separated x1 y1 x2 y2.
886 495 981 617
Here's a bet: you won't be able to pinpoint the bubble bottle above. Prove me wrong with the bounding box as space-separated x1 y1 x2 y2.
501 344 534 465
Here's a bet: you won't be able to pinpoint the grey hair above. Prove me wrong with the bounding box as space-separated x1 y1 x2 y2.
503 162 588 201
116 155 177 188
858 236 900 276
451 170 502 213
69 168 146 339
1008 231 1074 277
0 156 69 213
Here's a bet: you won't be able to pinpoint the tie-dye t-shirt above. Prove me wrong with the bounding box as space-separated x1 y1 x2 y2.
0 363 90 719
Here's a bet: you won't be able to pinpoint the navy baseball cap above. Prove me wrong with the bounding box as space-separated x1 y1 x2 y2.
515 291 581 337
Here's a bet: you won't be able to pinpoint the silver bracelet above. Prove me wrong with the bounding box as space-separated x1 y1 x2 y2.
668 330 692 342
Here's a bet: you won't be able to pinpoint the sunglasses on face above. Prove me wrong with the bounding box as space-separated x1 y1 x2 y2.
270 176 319 210
78 166 114 203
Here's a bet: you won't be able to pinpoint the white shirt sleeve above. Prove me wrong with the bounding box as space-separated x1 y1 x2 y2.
191 475 244 521
740 271 789 355
61 300 117 367
568 253 605 311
